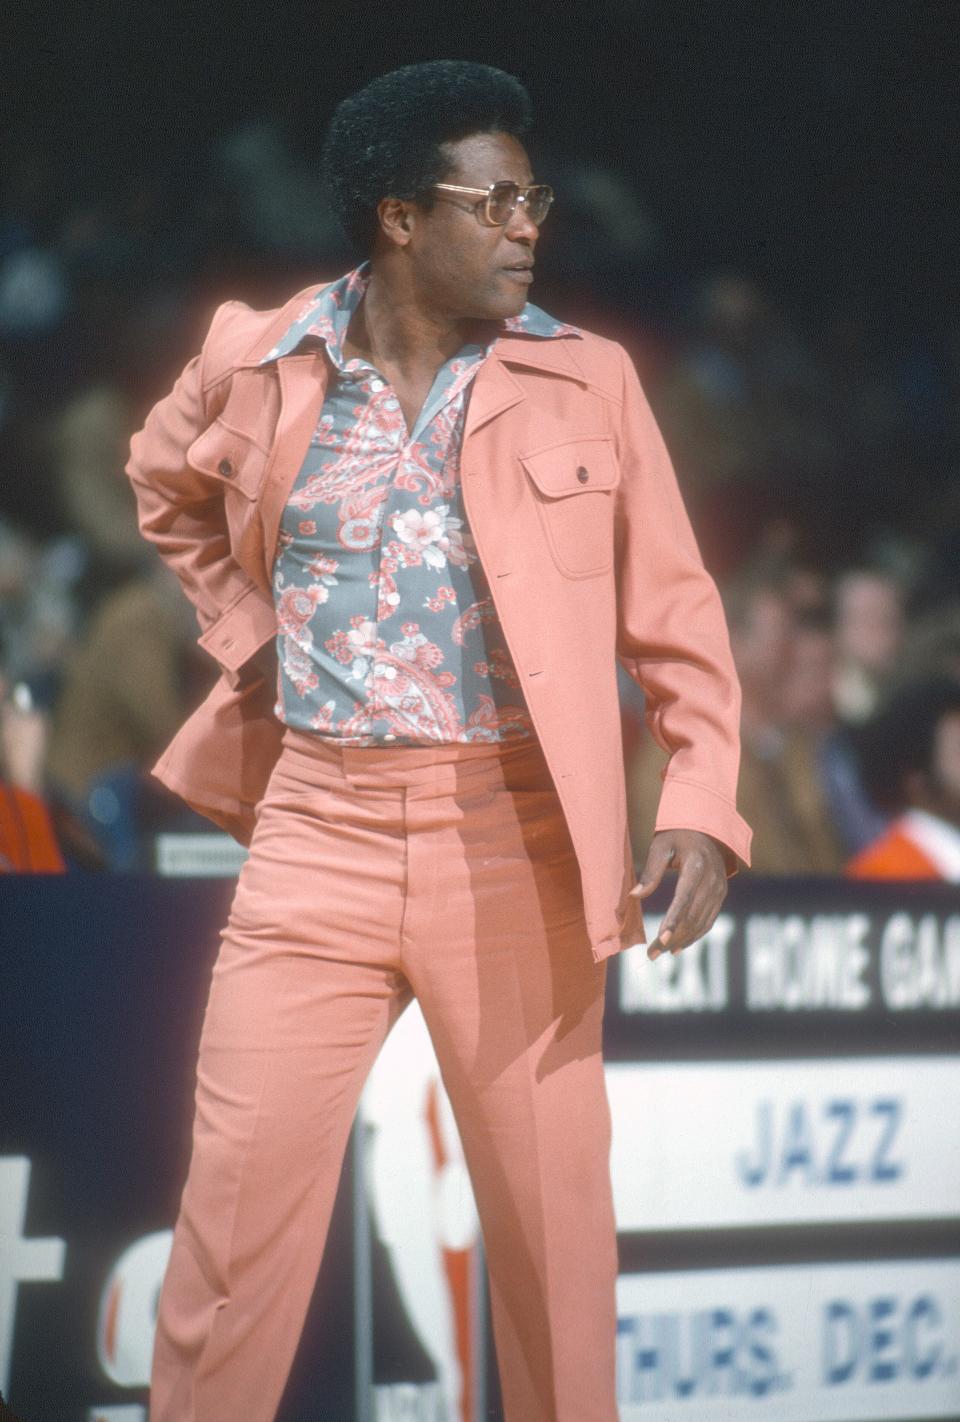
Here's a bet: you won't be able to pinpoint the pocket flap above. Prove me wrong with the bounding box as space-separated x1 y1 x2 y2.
520 437 619 499
187 418 270 499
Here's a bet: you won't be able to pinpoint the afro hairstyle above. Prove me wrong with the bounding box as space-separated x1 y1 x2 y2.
321 61 533 252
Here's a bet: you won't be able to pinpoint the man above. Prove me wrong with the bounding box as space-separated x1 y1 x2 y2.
832 566 906 723
127 62 751 1422
46 566 210 867
722 566 843 873
847 677 960 880
0 663 65 872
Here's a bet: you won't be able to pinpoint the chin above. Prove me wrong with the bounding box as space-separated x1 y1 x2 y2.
459 280 528 324
482 292 528 322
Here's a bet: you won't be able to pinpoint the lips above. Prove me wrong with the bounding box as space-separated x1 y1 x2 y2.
502 264 534 282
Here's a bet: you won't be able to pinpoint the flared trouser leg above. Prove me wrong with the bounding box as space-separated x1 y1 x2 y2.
401 771 618 1422
149 756 413 1422
149 731 618 1422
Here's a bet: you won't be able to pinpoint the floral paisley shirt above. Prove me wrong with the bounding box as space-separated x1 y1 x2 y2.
262 264 580 745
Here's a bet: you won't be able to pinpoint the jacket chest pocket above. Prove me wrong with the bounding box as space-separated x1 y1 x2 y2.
187 417 271 501
519 436 620 578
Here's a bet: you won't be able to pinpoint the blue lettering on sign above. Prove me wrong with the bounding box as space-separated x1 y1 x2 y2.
907 1296 944 1379
869 1296 898 1382
871 1099 903 1182
779 1102 816 1182
824 1100 857 1183
824 1300 859 1385
823 1293 947 1385
736 1097 904 1187
616 1305 785 1403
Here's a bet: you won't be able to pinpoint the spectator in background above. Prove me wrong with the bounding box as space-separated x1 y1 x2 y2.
896 600 960 686
0 666 64 872
726 566 843 874
832 566 906 723
625 562 844 873
652 275 829 500
211 120 350 268
46 565 213 868
780 588 889 857
46 382 146 593
846 678 960 882
0 519 100 869
0 515 82 709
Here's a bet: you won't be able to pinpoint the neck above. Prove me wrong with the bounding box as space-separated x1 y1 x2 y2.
350 261 485 376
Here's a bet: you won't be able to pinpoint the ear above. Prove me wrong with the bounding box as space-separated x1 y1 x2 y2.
376 196 415 248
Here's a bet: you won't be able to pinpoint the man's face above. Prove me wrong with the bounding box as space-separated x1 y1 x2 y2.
835 573 904 673
730 590 794 709
402 131 543 322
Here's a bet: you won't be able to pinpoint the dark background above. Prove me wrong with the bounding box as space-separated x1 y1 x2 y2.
4 0 958 577
6 0 956 319
2 0 958 873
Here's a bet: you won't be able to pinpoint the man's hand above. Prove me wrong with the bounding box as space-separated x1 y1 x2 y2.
630 829 728 961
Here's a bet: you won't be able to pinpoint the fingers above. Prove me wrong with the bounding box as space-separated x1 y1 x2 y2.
669 875 726 954
646 860 727 960
648 859 698 959
633 839 674 900
637 831 729 961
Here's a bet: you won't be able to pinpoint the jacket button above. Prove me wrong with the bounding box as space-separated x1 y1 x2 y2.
218 457 234 477
576 465 589 483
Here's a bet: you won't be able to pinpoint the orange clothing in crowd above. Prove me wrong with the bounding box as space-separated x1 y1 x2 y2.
846 811 959 882
0 784 65 872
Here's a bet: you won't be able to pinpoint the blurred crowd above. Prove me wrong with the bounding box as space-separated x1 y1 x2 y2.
1 123 958 878
624 553 960 880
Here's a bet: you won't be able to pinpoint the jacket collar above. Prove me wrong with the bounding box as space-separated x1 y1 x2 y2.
238 266 584 376
492 331 588 380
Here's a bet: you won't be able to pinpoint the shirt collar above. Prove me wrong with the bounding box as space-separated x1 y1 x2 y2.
258 262 580 367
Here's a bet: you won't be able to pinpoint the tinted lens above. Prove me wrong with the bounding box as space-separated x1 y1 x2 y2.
523 185 554 224
484 182 555 226
485 182 521 224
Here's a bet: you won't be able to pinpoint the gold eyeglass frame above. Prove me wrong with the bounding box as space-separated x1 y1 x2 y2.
431 181 555 227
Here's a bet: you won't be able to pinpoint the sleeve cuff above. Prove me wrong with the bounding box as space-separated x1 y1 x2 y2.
653 774 753 871
197 582 277 682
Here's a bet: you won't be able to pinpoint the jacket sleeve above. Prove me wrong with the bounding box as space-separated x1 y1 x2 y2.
124 304 276 685
612 343 752 868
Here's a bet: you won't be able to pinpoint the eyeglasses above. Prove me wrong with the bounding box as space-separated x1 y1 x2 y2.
431 180 554 227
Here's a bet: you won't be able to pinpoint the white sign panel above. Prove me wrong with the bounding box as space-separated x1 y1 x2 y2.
620 915 733 1012
618 910 960 1013
608 1057 960 1232
616 1259 960 1420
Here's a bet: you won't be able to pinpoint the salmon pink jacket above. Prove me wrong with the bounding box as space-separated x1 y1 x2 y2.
125 285 752 962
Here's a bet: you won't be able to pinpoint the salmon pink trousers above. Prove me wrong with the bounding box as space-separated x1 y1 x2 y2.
150 727 620 1422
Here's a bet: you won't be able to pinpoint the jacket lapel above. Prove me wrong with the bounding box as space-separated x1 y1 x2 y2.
495 334 587 381
463 358 525 441
464 335 588 444
255 325 587 575
238 284 325 367
259 352 330 581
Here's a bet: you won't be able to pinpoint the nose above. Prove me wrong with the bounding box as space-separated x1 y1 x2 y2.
504 201 540 243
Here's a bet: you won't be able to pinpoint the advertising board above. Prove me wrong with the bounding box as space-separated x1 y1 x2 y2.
1 876 958 1421
616 1260 960 1420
